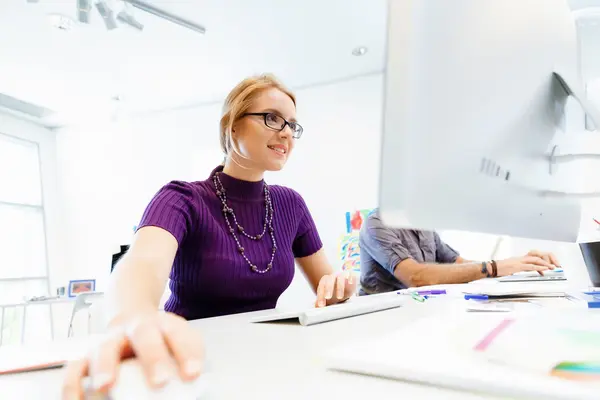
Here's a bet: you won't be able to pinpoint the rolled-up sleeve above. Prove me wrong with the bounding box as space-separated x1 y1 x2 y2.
434 233 460 263
360 214 412 275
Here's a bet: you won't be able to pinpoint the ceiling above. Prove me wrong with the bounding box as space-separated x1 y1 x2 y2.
0 0 387 124
0 0 598 127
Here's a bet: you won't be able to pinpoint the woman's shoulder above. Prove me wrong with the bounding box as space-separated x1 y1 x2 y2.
153 179 215 204
268 185 306 207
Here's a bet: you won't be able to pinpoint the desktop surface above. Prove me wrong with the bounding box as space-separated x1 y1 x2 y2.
0 297 503 400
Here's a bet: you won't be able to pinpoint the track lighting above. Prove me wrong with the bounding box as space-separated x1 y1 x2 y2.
95 1 117 30
117 10 144 31
77 0 92 23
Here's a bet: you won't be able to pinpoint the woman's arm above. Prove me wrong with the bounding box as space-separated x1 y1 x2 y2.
105 226 178 326
296 248 357 307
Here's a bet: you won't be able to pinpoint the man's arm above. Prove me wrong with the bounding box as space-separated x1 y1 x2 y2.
395 258 488 287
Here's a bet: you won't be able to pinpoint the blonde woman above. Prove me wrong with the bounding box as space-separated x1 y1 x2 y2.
62 74 356 399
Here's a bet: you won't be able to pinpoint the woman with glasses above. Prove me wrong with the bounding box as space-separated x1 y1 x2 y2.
62 74 357 398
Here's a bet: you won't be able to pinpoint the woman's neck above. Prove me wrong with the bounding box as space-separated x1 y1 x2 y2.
222 158 264 182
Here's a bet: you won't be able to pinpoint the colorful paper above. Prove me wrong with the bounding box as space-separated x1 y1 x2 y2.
339 231 361 273
345 209 375 234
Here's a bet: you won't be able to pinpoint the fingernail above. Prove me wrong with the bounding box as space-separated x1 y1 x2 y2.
92 373 112 391
152 364 172 386
325 291 333 299
184 360 203 376
65 391 79 400
318 300 325 307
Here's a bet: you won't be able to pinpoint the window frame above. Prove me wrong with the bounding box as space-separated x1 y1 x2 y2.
0 111 61 343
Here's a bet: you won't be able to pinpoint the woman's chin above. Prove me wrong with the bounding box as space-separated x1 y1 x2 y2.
264 159 287 172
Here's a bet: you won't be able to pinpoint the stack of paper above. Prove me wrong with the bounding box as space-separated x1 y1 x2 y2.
463 282 569 298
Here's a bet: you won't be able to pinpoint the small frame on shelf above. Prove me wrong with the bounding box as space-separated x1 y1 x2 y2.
68 279 96 297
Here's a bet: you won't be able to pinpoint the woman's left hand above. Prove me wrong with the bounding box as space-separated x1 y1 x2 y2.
315 271 357 308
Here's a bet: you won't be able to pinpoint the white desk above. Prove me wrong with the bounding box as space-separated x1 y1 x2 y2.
0 292 508 400
0 297 75 345
0 282 593 400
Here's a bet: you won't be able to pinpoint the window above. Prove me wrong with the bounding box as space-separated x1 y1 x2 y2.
0 133 50 345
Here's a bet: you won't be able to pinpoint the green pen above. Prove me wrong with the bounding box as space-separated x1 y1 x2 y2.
411 292 426 302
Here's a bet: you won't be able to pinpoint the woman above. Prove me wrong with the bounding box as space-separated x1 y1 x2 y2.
62 74 356 398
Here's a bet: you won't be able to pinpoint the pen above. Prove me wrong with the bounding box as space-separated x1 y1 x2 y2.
418 290 447 295
464 294 489 300
411 292 426 302
397 289 447 295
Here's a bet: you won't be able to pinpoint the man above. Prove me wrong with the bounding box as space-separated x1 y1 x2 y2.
358 209 560 295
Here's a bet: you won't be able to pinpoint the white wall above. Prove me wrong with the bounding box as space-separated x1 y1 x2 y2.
55 73 384 308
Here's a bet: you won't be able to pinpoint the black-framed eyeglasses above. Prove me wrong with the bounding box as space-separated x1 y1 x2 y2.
243 112 303 139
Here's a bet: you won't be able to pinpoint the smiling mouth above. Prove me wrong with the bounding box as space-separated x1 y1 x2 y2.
267 145 287 155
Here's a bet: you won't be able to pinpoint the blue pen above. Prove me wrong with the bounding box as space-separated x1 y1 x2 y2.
464 294 489 300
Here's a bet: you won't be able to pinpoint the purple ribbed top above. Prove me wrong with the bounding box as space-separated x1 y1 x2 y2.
137 165 323 320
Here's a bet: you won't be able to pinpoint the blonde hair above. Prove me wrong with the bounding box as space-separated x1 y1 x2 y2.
219 74 296 156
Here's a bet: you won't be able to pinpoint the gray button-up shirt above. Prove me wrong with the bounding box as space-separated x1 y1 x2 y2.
359 209 459 294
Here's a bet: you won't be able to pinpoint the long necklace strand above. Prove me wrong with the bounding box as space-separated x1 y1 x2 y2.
212 172 276 274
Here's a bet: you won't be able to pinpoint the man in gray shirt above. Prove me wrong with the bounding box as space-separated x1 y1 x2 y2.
359 209 560 295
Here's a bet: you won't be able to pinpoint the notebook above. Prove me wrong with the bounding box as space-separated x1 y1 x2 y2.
0 339 86 375
324 311 600 400
462 282 568 298
251 294 404 326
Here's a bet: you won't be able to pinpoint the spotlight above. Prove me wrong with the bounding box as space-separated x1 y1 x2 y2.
123 0 205 34
77 0 92 23
95 0 117 30
117 11 144 31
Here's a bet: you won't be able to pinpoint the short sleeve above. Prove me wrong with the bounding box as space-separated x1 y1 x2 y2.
359 213 412 275
292 192 323 258
137 181 199 245
434 232 460 263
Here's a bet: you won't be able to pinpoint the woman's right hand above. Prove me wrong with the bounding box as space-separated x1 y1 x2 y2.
495 255 556 277
62 312 204 400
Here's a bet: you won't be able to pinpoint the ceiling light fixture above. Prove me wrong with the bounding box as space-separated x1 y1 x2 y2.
77 0 92 23
47 13 77 31
122 0 206 34
352 46 368 56
117 10 144 31
95 0 117 30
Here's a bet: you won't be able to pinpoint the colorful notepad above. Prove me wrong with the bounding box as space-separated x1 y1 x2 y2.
474 315 600 382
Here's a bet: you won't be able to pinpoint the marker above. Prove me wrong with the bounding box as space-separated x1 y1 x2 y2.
397 289 447 296
464 294 489 300
411 292 426 302
418 290 447 295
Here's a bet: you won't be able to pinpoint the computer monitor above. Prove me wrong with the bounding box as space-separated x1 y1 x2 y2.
379 0 599 242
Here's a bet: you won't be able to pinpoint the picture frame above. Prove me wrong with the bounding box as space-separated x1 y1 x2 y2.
68 279 96 297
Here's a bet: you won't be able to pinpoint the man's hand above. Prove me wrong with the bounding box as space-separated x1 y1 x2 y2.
525 250 560 268
495 255 556 277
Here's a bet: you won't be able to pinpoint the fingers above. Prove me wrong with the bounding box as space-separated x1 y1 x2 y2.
88 331 129 393
336 273 346 299
158 314 204 381
127 317 175 389
519 263 551 274
548 252 560 268
62 358 89 400
523 256 554 269
316 275 332 307
528 250 559 268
